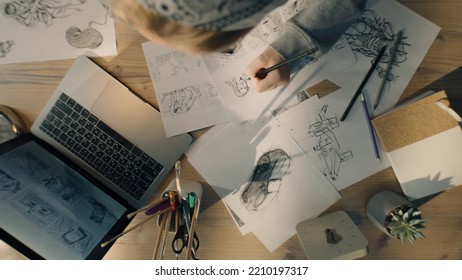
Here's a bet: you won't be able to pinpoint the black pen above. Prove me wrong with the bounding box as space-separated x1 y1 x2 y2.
340 45 387 122
373 30 403 110
255 47 318 79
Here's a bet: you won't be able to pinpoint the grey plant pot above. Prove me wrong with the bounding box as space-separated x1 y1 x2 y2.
366 190 411 237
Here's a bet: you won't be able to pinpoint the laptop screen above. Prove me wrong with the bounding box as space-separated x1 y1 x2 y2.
0 134 133 259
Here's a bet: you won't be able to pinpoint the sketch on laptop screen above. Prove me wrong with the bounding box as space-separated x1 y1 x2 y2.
0 141 126 259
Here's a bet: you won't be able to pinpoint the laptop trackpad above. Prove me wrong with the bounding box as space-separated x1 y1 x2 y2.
90 80 162 147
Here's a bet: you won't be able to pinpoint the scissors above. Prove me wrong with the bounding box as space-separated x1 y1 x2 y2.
171 223 200 259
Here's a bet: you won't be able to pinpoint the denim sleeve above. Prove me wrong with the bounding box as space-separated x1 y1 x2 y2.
270 0 367 71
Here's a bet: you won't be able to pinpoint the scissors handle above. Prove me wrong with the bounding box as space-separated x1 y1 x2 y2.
171 224 199 255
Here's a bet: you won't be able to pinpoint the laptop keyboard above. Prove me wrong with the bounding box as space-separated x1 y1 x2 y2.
39 92 164 201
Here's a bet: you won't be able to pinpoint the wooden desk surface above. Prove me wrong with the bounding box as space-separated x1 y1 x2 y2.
1 0 461 260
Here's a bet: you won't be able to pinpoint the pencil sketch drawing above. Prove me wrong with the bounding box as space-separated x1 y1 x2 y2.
40 173 84 204
74 197 117 229
271 89 310 117
48 215 93 256
345 9 410 83
4 149 50 179
150 51 204 81
0 40 14 58
224 72 252 97
240 149 291 211
160 82 220 117
9 191 60 228
65 25 103 49
249 12 284 45
1 0 86 27
308 105 352 181
0 169 24 201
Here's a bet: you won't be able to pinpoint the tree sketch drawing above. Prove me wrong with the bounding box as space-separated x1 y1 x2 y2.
308 105 352 181
345 9 410 83
240 149 291 212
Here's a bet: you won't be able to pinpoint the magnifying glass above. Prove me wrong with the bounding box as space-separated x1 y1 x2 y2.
0 105 27 144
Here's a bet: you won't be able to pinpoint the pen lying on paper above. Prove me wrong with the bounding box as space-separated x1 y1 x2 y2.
340 45 387 122
255 47 318 79
360 93 380 160
373 30 403 110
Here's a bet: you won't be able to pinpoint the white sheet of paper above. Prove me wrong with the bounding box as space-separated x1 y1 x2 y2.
208 36 356 124
142 42 230 137
336 0 441 116
222 116 340 252
0 0 117 64
276 88 390 191
388 127 462 201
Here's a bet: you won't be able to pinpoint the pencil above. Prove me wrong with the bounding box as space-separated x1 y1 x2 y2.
373 30 403 110
255 47 318 79
340 45 387 122
360 93 380 160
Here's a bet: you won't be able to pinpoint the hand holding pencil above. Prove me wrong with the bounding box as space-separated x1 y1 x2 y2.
246 46 317 93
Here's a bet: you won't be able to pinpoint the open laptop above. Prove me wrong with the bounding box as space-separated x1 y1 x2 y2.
31 56 192 209
0 56 191 259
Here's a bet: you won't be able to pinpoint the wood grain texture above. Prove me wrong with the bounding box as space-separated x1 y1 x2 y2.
1 1 461 260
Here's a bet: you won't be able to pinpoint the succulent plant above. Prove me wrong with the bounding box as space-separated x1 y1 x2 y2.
385 205 425 244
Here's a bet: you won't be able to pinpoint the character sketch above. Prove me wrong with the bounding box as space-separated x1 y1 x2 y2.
161 85 200 116
0 40 14 58
48 215 93 256
345 9 409 83
308 105 352 181
1 0 87 27
66 0 110 49
224 73 252 97
0 169 23 200
240 149 291 211
9 191 60 228
40 173 84 204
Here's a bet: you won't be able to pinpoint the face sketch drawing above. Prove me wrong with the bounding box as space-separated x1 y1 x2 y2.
259 15 283 43
240 149 291 211
225 73 251 97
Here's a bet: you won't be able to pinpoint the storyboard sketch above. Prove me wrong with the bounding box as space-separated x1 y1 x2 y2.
0 0 117 64
0 141 126 259
143 42 230 137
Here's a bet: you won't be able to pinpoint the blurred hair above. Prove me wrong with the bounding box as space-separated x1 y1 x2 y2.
110 0 252 54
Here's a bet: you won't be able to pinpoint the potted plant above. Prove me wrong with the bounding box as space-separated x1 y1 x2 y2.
366 191 425 244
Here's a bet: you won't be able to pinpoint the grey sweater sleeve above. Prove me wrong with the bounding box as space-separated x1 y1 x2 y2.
270 0 367 71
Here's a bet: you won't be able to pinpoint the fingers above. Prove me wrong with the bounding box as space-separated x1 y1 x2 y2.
246 47 291 93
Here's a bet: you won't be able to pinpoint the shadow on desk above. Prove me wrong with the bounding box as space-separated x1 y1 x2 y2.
402 66 462 114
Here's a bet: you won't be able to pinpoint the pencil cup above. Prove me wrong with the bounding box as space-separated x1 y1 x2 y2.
157 178 203 232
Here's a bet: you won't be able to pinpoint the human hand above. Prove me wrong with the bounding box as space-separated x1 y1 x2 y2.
246 47 291 93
